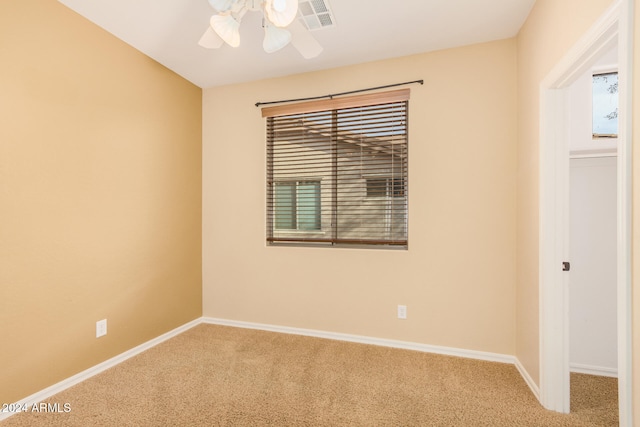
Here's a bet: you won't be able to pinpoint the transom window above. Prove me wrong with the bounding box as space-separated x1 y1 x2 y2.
263 89 409 248
592 71 618 138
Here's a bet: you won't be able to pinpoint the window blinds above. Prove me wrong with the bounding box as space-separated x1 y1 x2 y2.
265 89 409 248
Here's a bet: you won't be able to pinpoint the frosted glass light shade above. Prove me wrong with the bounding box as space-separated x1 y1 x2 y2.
211 14 241 47
265 0 298 27
263 25 291 53
207 0 235 12
198 27 224 49
273 0 286 12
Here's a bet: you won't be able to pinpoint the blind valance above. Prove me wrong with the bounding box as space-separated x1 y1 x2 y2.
261 88 410 118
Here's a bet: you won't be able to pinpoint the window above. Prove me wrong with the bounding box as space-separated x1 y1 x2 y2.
366 177 405 198
592 71 618 138
275 180 321 231
264 89 409 248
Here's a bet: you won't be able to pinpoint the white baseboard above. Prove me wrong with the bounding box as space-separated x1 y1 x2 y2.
570 363 618 378
514 358 540 400
201 317 516 365
203 318 546 401
0 318 202 422
4 316 540 423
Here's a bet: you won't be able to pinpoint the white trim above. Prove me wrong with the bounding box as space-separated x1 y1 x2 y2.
201 317 515 364
615 0 634 425
570 363 618 378
539 0 633 423
569 150 617 159
592 64 620 75
0 318 202 422
541 4 619 90
515 358 541 400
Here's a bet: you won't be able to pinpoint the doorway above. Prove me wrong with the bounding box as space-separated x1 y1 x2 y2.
569 156 618 378
568 45 619 381
538 0 632 424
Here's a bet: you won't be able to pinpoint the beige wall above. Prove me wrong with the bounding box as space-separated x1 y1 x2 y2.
0 0 202 404
515 0 616 387
203 39 518 355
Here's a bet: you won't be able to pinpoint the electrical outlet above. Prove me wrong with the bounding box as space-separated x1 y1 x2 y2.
96 319 107 338
397 305 407 319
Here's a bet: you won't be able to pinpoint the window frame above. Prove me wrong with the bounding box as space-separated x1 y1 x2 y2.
365 176 406 199
264 89 409 249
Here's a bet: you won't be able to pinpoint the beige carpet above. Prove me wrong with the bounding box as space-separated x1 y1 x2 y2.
2 324 618 426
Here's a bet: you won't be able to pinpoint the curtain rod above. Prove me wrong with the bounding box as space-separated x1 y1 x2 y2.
255 79 424 107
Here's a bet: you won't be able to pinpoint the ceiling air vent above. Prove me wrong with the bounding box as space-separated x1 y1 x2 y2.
297 0 336 31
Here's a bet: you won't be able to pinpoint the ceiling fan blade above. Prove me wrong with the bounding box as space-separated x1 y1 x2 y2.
288 20 323 59
211 13 241 47
198 26 224 49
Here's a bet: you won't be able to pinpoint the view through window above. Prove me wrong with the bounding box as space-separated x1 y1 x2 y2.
592 71 618 138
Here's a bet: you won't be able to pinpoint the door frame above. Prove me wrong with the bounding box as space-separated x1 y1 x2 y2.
538 0 633 423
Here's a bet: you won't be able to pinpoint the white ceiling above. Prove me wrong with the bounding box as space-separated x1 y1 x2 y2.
57 0 536 89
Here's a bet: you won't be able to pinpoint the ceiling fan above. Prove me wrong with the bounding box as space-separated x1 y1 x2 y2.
198 0 323 58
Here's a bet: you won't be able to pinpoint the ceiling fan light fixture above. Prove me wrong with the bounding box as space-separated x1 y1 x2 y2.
263 25 292 53
201 0 323 57
264 0 298 27
211 13 241 47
